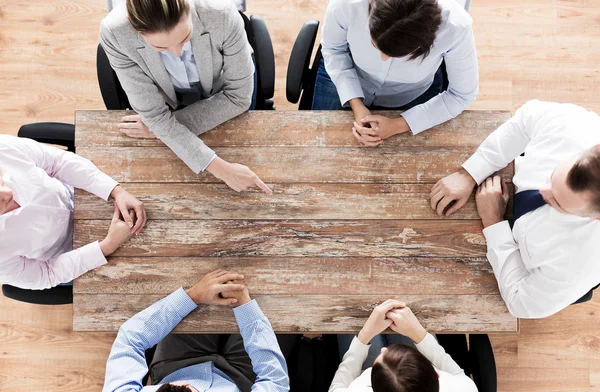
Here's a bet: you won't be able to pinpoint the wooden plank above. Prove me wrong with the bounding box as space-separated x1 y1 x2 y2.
75 257 498 295
74 183 515 220
75 110 512 148
73 219 488 258
73 294 517 333
76 146 514 184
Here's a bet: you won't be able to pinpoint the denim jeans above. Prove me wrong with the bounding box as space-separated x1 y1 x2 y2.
337 333 416 370
311 58 444 111
250 55 258 110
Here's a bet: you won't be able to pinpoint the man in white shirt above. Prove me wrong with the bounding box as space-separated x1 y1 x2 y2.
431 100 600 318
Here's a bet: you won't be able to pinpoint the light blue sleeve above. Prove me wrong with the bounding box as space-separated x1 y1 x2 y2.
102 288 198 392
233 300 290 392
320 0 365 106
402 25 479 134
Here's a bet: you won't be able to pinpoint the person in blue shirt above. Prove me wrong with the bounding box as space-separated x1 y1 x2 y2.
102 270 289 392
314 0 479 146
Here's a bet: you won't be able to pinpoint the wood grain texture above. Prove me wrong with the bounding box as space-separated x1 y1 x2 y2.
75 109 512 148
73 294 517 333
75 256 497 295
73 219 488 258
76 146 514 184
74 183 514 220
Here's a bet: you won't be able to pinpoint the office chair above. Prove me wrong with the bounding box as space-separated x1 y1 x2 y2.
97 12 275 110
1 122 76 305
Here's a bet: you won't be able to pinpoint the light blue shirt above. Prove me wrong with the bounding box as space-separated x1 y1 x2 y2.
321 0 479 134
160 41 200 90
102 288 289 392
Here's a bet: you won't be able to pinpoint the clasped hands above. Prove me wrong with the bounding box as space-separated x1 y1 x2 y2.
358 300 427 345
185 269 252 307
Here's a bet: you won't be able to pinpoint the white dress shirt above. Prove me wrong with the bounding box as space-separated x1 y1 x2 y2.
329 334 477 392
462 100 600 318
0 135 118 289
160 41 200 90
321 0 479 134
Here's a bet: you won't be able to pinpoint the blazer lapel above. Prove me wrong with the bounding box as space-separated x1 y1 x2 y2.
190 10 213 96
136 35 178 107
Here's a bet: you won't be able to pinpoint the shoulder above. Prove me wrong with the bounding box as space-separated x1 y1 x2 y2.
438 371 478 392
192 0 234 15
100 1 134 40
326 0 367 16
437 0 473 36
518 100 592 120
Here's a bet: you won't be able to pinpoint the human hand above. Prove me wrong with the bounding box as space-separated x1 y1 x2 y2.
357 299 406 345
118 113 157 138
100 204 135 256
430 168 477 217
185 270 246 306
386 306 427 344
349 99 382 147
110 185 146 235
220 279 252 307
476 175 509 228
361 115 410 141
207 157 272 194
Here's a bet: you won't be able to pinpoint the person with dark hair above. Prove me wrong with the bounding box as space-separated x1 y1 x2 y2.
314 0 478 146
431 100 600 318
102 270 289 392
330 300 477 392
100 0 272 195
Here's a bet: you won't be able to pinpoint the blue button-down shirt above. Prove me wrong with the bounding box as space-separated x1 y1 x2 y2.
160 41 200 90
102 288 289 392
321 0 479 134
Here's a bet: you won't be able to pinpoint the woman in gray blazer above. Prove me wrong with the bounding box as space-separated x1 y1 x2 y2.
100 0 271 193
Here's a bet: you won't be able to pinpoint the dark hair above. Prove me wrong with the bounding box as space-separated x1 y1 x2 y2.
567 145 600 214
368 0 442 60
371 344 439 392
156 384 193 392
126 0 190 33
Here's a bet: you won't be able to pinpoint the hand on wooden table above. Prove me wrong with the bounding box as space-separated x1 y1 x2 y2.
118 113 157 139
476 175 509 228
221 279 252 308
185 270 246 306
430 168 477 217
357 299 406 344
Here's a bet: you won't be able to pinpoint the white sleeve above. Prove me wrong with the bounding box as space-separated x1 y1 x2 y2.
482 221 582 318
320 0 364 106
0 242 107 289
415 333 464 375
2 135 118 200
329 336 370 392
462 99 548 185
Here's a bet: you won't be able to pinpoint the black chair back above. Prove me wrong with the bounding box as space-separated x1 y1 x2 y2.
2 284 73 305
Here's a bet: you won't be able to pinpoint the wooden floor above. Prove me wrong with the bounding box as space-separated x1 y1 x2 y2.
1 0 600 390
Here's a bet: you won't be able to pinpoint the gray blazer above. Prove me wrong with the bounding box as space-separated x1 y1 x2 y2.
100 0 254 173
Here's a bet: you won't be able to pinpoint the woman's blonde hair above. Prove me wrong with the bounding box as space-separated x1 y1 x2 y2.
126 0 190 33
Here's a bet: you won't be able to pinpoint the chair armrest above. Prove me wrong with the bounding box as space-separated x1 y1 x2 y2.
286 20 320 104
18 122 75 152
250 15 275 100
2 284 73 305
469 334 497 392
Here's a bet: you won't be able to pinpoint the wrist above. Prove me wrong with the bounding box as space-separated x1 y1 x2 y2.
99 238 118 257
458 168 477 187
233 295 252 308
357 328 374 345
394 117 410 135
206 156 229 179
409 326 428 344
482 217 504 229
109 185 124 200
185 286 205 305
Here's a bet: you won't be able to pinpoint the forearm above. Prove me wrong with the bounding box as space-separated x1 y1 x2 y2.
234 300 289 392
329 336 370 392
415 333 464 375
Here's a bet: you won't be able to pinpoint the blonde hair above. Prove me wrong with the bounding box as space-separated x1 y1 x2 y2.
126 0 190 33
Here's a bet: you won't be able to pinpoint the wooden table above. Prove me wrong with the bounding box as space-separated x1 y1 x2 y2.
72 110 518 333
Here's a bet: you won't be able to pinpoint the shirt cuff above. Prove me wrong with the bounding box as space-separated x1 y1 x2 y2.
336 80 365 108
414 333 438 356
233 300 265 327
200 153 218 172
462 153 495 185
482 220 513 249
172 288 200 318
79 241 109 271
401 107 428 135
93 174 120 201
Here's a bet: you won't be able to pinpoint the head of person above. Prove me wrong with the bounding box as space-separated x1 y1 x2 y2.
126 0 192 57
156 382 197 392
371 344 439 392
368 0 442 62
539 145 600 218
0 169 16 215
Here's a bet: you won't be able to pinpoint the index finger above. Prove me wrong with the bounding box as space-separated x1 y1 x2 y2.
121 114 140 122
132 203 145 234
254 176 273 195
353 121 377 136
216 283 245 293
216 272 245 284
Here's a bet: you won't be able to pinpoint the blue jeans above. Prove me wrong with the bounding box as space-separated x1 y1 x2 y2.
311 58 444 111
337 333 415 370
249 55 258 110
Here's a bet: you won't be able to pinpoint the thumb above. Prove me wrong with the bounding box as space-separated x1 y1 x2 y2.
361 115 379 124
214 297 238 306
501 179 509 199
218 284 245 294
118 203 134 228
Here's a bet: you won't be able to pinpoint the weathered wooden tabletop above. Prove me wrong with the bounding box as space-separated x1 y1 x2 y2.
73 109 518 333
